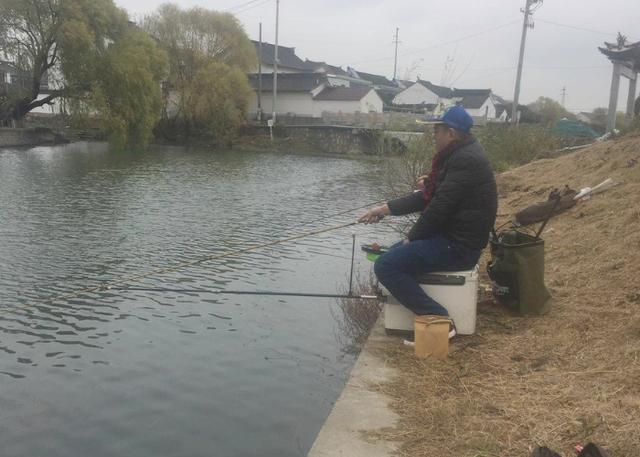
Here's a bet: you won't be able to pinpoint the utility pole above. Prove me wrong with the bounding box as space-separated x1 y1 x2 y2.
561 86 566 108
393 27 400 81
511 0 542 124
258 22 263 121
272 0 280 125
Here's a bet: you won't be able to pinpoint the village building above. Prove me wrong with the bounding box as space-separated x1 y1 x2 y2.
249 41 385 118
346 68 404 106
392 79 453 111
250 40 309 74
247 72 383 118
451 89 498 119
392 79 508 122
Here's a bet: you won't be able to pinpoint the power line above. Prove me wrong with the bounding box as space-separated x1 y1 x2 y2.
536 18 618 36
225 0 265 12
233 0 272 15
348 20 521 66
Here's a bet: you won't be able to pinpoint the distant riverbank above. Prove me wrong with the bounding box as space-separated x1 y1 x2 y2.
2 122 408 156
0 127 69 148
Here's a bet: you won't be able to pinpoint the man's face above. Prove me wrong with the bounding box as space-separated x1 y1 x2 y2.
433 124 455 152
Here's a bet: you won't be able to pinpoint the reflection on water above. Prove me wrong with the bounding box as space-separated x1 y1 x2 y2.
0 142 396 457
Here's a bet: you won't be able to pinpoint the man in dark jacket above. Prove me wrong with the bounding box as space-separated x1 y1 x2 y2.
359 105 497 318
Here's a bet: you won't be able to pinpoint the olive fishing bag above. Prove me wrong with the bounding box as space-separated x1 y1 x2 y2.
487 230 551 315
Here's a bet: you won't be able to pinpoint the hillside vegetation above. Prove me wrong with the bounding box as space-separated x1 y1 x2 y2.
373 132 640 457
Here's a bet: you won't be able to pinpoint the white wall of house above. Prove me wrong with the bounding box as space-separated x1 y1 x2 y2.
248 91 317 117
465 98 497 119
311 89 382 117
248 88 383 118
392 82 440 105
360 89 384 113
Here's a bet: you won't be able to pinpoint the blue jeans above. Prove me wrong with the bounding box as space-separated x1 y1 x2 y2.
374 235 481 316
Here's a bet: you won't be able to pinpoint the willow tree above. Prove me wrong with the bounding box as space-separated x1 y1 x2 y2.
143 4 256 143
0 0 167 147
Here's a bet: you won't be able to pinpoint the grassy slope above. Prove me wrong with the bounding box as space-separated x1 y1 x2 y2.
372 133 640 457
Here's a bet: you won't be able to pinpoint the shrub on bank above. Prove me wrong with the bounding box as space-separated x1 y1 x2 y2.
475 124 560 172
386 123 560 179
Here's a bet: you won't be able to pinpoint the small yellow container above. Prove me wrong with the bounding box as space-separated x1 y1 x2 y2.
414 316 451 360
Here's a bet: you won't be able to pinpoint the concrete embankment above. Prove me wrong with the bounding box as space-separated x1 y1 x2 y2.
240 125 408 155
307 320 399 457
0 127 68 147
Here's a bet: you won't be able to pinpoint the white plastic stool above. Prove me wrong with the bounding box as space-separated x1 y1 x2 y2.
382 265 479 335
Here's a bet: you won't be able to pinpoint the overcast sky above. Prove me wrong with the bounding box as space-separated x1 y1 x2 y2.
117 0 640 113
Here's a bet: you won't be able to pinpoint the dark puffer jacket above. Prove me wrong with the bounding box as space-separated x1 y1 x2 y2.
387 137 497 251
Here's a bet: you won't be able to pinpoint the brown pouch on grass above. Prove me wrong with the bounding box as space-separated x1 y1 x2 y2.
414 316 450 360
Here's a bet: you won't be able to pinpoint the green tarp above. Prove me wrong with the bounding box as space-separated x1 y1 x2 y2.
552 119 599 139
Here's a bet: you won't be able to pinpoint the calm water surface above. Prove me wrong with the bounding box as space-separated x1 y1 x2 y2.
0 142 396 457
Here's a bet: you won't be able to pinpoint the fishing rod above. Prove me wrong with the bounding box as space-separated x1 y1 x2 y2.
108 233 382 301
107 287 381 301
6 197 393 316
298 199 385 228
8 219 374 314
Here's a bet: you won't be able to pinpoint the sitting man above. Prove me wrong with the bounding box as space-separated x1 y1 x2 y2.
359 105 497 324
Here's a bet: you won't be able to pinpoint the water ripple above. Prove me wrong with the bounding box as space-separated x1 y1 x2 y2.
0 143 395 457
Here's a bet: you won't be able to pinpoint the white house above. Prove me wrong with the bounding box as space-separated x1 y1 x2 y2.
247 73 383 118
311 85 383 117
392 79 454 108
451 89 497 119
393 79 508 122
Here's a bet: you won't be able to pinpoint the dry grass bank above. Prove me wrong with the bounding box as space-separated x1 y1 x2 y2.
370 133 640 456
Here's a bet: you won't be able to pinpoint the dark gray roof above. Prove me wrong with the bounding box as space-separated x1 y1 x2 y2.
349 69 395 88
313 86 374 101
395 79 413 88
417 80 454 98
304 59 349 76
247 73 326 92
251 40 308 70
452 89 493 109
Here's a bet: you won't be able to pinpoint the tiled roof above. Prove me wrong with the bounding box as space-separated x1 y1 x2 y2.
452 89 493 109
416 80 454 98
349 69 396 87
252 40 308 70
304 60 349 76
248 73 326 92
313 86 373 101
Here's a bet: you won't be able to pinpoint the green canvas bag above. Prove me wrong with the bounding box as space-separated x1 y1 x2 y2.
487 230 551 315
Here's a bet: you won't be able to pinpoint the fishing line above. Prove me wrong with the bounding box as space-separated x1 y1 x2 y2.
5 220 366 315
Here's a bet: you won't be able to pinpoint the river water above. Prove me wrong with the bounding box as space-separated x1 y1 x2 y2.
0 142 397 457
